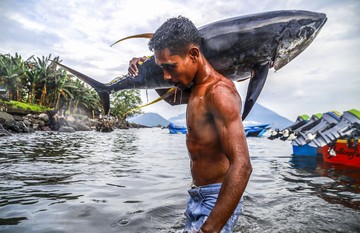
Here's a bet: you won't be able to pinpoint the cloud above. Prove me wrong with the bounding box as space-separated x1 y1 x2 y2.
0 0 359 120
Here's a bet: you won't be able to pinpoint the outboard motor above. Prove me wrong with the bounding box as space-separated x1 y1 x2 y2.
286 113 323 141
268 114 310 140
310 109 360 147
279 114 310 141
293 111 341 146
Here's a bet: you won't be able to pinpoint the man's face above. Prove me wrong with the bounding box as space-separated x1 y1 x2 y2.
154 48 197 90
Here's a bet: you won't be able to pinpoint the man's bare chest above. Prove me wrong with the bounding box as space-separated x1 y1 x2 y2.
186 93 213 133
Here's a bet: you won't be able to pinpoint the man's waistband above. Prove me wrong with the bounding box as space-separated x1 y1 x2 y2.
188 183 222 200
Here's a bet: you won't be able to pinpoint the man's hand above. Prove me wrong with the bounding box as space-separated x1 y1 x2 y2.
128 56 148 77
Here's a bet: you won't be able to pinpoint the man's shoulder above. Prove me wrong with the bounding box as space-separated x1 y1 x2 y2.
206 76 238 97
204 77 241 112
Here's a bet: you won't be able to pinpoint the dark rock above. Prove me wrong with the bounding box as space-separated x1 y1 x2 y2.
38 113 49 122
13 115 23 121
23 119 31 127
15 121 30 133
0 124 11 136
75 122 91 131
0 111 15 125
38 120 45 129
67 122 79 131
58 126 76 133
42 126 52 131
6 123 22 133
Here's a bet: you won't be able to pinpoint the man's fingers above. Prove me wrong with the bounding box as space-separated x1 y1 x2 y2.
128 66 138 77
128 57 148 77
128 58 139 76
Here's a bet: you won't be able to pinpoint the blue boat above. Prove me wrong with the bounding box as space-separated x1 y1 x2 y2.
244 124 271 137
168 123 187 134
292 144 321 156
169 122 271 136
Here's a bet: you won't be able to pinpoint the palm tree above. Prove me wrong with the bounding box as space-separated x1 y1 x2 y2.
26 54 63 105
47 69 75 109
111 89 143 121
0 53 27 101
62 77 101 115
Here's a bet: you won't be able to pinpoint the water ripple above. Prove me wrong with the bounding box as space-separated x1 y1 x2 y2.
0 130 359 232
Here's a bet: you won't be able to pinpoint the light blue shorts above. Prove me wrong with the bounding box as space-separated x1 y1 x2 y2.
184 183 243 233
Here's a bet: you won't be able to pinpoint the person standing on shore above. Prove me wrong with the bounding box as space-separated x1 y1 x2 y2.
128 16 252 233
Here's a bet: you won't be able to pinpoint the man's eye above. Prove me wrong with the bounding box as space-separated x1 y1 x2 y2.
163 65 175 71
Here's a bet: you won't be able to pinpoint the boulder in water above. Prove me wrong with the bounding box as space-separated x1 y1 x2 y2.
58 126 76 133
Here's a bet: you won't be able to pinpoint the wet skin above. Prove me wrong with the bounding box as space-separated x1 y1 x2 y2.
155 46 252 232
130 45 252 232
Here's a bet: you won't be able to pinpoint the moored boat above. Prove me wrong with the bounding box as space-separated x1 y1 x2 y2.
244 124 271 137
168 123 187 134
292 144 322 156
322 139 360 167
309 109 360 147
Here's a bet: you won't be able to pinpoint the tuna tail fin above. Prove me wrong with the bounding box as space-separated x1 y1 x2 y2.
242 62 270 120
54 61 111 115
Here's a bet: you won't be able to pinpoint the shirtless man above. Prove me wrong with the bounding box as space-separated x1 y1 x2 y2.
128 16 252 233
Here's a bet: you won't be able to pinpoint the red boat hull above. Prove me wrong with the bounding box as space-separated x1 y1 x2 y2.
322 139 360 167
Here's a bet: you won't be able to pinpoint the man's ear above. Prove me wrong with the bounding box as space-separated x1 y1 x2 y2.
189 47 200 63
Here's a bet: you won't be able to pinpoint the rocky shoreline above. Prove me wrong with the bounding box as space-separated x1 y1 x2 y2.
0 110 146 137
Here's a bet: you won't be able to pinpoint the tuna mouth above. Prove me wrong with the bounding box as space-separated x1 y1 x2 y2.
168 81 177 87
273 15 327 71
319 15 328 29
170 81 189 91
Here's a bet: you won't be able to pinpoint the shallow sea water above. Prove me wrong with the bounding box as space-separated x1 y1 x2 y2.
0 128 359 233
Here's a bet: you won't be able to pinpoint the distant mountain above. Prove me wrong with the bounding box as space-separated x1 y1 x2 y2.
128 112 170 127
168 103 293 130
244 103 293 130
128 103 293 129
168 113 186 127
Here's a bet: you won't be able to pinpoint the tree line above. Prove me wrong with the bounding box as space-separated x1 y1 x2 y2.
0 53 142 120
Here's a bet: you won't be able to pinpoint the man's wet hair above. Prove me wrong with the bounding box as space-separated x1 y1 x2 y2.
148 16 201 56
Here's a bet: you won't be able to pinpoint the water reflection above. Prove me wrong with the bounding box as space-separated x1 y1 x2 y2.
0 132 90 164
112 130 139 154
288 155 360 209
1 131 359 232
0 132 97 227
237 138 360 233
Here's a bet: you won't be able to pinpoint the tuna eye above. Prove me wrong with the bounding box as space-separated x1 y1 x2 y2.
297 26 315 39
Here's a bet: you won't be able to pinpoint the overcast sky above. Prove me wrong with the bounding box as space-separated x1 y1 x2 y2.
1 0 359 121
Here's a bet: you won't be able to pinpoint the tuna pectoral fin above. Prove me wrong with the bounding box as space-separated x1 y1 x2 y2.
242 62 270 120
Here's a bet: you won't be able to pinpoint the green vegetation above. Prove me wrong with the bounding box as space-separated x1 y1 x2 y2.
111 90 143 121
2 100 51 112
0 52 142 119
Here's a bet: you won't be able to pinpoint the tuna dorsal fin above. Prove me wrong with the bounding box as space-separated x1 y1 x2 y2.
242 62 270 120
110 33 154 47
